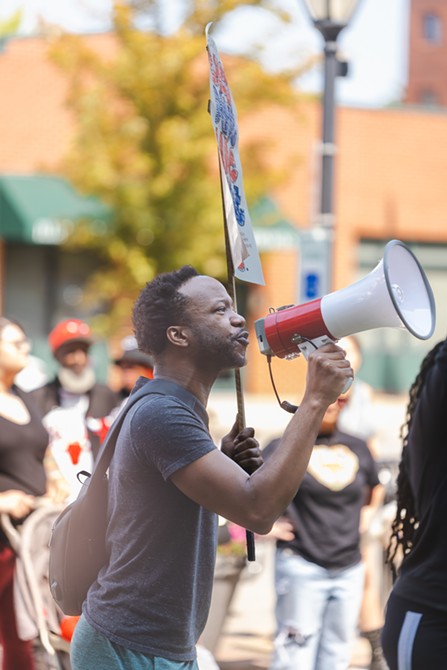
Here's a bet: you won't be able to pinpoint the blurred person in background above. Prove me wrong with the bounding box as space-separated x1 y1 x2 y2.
382 337 447 669
338 336 388 670
266 389 381 670
31 318 119 423
337 336 377 444
0 317 48 670
14 354 48 393
30 319 119 502
113 335 154 402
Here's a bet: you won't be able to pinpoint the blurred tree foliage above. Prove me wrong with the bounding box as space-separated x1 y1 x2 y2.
50 0 309 332
0 9 22 38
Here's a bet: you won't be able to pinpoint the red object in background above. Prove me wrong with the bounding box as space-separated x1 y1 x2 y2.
48 319 93 354
59 615 80 641
66 441 82 465
87 416 112 444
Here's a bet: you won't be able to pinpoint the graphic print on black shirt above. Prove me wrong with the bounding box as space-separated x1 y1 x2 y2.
278 429 379 570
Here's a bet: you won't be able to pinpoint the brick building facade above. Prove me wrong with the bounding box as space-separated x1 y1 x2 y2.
0 33 446 397
405 0 447 106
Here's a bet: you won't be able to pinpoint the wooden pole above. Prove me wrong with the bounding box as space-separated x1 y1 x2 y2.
219 162 256 562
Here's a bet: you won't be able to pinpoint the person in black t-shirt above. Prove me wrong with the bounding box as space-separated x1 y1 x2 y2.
0 317 49 670
382 338 447 670
266 393 380 670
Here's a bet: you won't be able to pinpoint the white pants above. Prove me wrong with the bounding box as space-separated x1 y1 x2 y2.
270 550 364 670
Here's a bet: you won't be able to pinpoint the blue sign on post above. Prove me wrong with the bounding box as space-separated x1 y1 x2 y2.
298 230 331 303
304 272 320 300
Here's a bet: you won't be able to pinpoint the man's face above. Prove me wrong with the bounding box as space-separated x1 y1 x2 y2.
55 341 90 376
178 276 249 371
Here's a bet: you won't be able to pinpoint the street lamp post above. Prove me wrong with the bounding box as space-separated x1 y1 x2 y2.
300 0 362 292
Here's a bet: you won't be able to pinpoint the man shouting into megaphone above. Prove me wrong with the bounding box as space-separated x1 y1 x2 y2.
69 265 352 670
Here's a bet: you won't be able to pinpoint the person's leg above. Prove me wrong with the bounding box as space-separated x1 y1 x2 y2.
359 527 387 670
382 592 409 670
71 615 199 670
270 551 329 670
316 561 365 670
0 544 35 670
410 607 447 669
382 592 447 670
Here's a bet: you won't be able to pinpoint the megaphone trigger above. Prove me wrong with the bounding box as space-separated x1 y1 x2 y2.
297 335 333 360
298 336 354 394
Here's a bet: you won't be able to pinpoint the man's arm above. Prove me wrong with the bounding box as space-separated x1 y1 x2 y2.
170 342 352 534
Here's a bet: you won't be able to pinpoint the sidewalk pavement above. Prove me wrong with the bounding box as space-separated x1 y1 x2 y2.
210 541 373 670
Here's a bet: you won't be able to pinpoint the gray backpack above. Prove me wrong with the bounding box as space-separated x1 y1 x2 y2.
48 379 204 615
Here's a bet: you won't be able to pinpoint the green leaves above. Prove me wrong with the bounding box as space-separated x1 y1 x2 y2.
50 0 302 332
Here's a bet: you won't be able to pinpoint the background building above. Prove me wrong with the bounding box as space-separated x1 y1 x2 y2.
0 6 446 395
405 0 447 106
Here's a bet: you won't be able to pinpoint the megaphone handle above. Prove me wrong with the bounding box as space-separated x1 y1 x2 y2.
298 336 353 395
341 376 353 394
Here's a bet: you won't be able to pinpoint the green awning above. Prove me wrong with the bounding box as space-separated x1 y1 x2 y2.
0 174 111 245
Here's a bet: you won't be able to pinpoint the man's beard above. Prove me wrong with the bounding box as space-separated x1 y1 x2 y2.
57 365 96 394
191 328 246 371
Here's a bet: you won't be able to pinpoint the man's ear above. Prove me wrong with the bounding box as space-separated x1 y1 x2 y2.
166 325 189 348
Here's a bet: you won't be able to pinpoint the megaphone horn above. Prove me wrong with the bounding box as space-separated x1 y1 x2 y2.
255 239 436 361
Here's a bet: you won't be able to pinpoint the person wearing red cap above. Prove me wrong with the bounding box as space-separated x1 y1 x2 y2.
30 319 119 484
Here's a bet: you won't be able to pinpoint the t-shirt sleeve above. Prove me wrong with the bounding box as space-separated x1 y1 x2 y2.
129 395 216 480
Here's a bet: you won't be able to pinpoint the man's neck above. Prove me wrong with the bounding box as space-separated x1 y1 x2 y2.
152 362 216 408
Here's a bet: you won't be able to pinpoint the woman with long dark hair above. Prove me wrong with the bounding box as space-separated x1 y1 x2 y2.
382 339 447 669
0 317 49 669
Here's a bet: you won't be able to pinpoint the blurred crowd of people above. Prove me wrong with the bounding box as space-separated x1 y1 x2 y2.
0 315 154 669
0 309 444 670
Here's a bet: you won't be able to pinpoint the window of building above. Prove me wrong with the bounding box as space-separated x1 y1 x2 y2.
423 13 442 44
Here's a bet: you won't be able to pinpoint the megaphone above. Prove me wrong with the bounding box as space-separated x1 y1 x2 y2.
255 239 436 361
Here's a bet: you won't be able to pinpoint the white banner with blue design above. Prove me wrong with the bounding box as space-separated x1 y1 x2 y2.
206 24 264 286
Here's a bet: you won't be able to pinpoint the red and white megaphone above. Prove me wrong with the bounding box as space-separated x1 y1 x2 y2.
255 240 436 361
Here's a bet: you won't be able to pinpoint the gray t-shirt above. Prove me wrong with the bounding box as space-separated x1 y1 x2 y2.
84 380 218 661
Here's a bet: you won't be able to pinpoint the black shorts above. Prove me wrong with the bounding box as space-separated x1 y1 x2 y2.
382 591 447 670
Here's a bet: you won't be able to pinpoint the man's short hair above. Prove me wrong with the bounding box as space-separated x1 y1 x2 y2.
132 265 199 355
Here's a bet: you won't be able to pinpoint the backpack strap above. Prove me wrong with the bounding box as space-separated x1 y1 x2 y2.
92 379 207 478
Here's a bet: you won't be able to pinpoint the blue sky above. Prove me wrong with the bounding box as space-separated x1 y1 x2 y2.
1 0 409 108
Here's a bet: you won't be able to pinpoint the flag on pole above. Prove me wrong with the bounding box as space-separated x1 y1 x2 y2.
206 24 265 286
